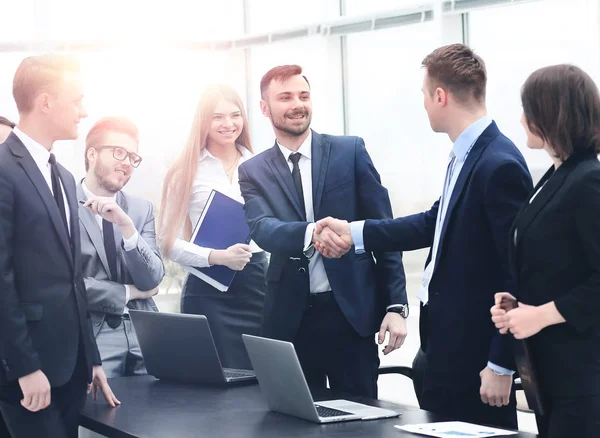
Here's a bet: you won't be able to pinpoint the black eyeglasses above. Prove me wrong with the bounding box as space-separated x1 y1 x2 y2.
94 146 143 168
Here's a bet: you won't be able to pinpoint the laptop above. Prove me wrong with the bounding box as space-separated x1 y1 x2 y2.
130 310 256 384
242 334 400 423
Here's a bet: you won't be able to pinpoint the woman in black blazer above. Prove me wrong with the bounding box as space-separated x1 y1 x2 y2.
491 64 600 438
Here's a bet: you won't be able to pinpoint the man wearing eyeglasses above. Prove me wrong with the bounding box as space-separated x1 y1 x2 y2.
78 116 165 378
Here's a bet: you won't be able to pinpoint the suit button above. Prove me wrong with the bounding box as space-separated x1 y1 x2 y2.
298 267 306 274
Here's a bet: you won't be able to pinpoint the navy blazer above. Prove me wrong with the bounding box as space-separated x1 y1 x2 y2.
0 133 101 387
362 122 532 387
238 130 406 341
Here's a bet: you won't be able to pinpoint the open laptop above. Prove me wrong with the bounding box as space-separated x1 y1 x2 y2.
130 310 256 385
242 334 400 423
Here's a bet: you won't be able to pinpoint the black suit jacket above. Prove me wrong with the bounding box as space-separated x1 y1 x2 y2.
0 133 101 388
238 131 406 341
511 149 600 398
362 122 532 387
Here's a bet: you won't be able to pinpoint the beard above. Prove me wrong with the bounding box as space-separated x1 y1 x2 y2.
270 106 312 137
95 161 130 193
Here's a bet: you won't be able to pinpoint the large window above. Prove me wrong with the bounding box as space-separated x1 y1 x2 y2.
0 50 247 207
246 37 345 153
245 0 340 34
345 22 443 215
469 0 599 182
38 0 245 42
0 1 35 42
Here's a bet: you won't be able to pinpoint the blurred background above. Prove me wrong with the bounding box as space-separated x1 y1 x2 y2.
2 1 596 432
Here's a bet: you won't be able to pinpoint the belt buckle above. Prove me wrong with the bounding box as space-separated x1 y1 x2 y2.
105 314 122 329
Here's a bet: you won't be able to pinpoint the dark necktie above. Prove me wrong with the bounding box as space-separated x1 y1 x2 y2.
103 219 123 329
289 152 306 220
102 219 119 282
48 153 69 235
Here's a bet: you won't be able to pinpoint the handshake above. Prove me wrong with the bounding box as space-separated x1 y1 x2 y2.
312 217 355 258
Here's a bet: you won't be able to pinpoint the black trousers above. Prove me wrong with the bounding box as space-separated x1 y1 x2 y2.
536 394 600 438
293 291 379 399
0 343 88 438
417 304 517 429
181 252 267 370
420 379 517 429
0 412 10 438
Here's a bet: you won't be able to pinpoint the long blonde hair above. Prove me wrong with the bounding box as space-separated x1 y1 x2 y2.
158 84 253 257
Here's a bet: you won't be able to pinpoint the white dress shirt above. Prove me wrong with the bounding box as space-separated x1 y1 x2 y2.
13 127 71 234
169 145 262 268
277 131 331 294
81 180 140 308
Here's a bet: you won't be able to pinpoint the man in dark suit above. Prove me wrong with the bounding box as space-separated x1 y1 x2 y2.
238 65 407 398
316 44 533 428
0 116 15 438
0 54 119 438
79 116 164 378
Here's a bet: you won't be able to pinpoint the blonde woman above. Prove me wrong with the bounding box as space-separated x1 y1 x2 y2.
159 85 266 369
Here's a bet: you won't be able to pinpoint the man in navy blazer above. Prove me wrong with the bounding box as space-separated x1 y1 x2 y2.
316 45 533 428
238 65 408 398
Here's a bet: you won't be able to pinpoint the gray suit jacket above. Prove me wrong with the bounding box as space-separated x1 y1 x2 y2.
77 182 164 336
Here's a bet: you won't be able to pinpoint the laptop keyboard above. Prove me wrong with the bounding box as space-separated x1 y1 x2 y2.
224 370 254 379
315 404 353 418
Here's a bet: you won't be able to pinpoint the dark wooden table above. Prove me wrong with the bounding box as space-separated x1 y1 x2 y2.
80 375 537 437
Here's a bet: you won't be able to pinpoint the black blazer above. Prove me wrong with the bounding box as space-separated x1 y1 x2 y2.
0 133 101 387
238 131 406 341
510 149 600 398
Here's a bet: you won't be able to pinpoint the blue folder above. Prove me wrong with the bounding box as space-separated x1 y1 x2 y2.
186 190 251 291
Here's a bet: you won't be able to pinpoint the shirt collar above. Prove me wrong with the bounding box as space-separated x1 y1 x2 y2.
13 126 51 170
452 116 493 162
277 130 312 162
81 179 117 201
199 144 253 162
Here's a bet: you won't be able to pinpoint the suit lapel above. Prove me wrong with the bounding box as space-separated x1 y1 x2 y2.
513 152 593 251
267 143 306 219
434 123 495 267
311 131 330 219
77 182 111 275
8 137 73 265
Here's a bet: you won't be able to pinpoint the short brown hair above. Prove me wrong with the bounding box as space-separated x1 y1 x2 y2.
85 116 139 171
522 64 600 160
13 54 81 114
422 43 486 105
260 64 310 99
0 116 15 129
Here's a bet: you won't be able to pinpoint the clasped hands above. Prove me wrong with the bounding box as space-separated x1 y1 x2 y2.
312 217 354 258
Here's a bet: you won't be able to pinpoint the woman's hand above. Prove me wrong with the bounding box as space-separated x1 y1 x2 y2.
209 244 252 270
490 292 517 334
491 293 566 339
